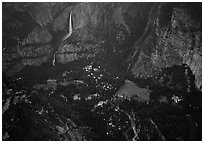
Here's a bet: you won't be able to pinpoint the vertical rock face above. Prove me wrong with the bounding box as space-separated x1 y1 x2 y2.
3 2 149 77
2 2 201 90
21 26 52 45
130 3 202 90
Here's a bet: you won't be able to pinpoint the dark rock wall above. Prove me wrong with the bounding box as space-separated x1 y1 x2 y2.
129 3 202 90
2 2 201 90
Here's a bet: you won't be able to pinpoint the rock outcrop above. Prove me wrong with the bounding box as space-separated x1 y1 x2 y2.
3 2 148 77
129 3 202 90
2 3 201 88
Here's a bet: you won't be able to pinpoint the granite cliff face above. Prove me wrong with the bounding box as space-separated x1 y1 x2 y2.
2 2 201 90
2 2 202 141
131 3 202 90
2 3 149 76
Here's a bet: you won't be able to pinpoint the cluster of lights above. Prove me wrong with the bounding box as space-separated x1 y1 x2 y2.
93 100 108 108
84 65 93 72
84 64 104 83
99 82 113 91
48 90 54 96
73 94 81 100
92 74 103 83
107 121 116 130
171 95 182 103
59 94 68 102
92 99 134 138
15 90 24 95
84 64 101 72
85 93 100 100
36 107 48 115
15 77 22 81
